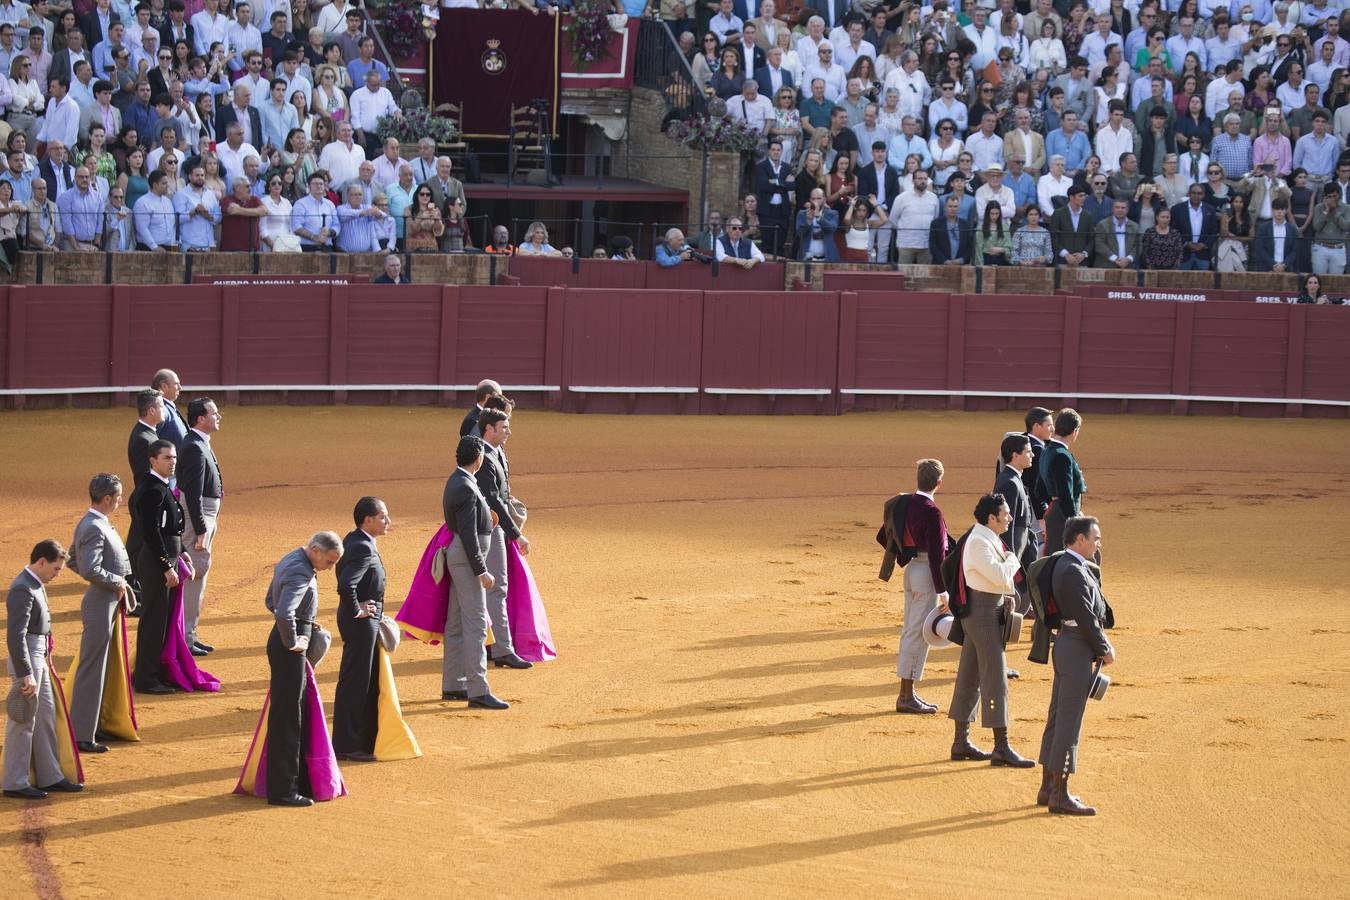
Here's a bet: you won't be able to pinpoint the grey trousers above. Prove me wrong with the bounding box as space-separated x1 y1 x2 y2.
1038 627 1096 774
70 585 120 742
442 533 492 697
897 553 938 682
4 635 63 791
947 591 1010 729
482 527 513 659
182 496 219 646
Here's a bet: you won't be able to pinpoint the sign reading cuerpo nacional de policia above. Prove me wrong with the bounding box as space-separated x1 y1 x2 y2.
432 10 560 139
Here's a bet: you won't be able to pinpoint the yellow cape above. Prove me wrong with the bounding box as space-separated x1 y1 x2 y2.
38 662 84 785
373 645 421 762
64 607 140 742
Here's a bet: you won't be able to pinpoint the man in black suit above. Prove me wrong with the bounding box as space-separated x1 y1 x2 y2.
753 45 793 99
441 436 508 710
80 0 121 54
807 0 849 32
1038 515 1115 816
929 194 974 265
214 87 263 151
48 29 89 86
737 22 767 76
37 144 76 204
459 378 501 438
158 0 194 53
753 139 791 257
124 388 166 575
1022 406 1053 554
1049 183 1094 266
178 397 222 656
994 434 1037 605
475 410 532 671
131 439 189 694
1172 183 1218 270
856 141 900 262
332 497 390 762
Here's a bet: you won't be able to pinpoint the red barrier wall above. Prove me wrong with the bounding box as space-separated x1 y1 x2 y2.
509 258 786 292
4 285 1348 418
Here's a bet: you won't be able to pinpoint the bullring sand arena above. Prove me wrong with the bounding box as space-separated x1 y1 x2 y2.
2 405 1349 898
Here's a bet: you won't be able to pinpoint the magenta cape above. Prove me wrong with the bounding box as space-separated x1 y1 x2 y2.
161 557 220 693
233 660 347 802
393 525 556 662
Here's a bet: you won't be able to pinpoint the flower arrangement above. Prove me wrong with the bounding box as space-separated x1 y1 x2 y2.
376 106 459 145
666 115 763 153
567 0 612 70
382 0 423 60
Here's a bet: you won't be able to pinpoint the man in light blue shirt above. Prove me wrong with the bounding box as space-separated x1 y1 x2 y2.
291 172 338 250
174 164 221 250
1293 112 1339 182
2 149 33 203
258 77 298 151
55 167 104 249
345 37 389 85
336 184 380 253
91 21 126 78
886 115 931 170
1165 16 1207 75
40 76 80 150
656 227 692 266
134 170 178 250
1045 111 1091 178
104 186 134 250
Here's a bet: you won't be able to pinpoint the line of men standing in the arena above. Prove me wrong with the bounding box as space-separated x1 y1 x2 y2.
880 405 1114 816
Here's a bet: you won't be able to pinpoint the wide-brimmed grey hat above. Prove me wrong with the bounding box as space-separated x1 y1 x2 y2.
1088 661 1111 701
7 681 36 725
923 606 955 649
378 615 401 654
1003 609 1025 645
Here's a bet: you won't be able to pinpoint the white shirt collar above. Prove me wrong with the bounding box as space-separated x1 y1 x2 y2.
23 565 43 585
138 417 156 428
915 490 934 501
360 528 377 545
88 506 107 520
191 426 210 442
1066 547 1088 565
1049 437 1067 446
150 469 169 484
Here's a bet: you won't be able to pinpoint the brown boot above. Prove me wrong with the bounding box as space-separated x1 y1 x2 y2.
896 679 937 715
1048 773 1096 816
1036 767 1054 806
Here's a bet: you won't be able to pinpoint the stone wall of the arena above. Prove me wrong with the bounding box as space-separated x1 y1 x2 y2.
3 283 1347 418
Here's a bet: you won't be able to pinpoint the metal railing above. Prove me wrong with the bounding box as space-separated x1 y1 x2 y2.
634 17 707 121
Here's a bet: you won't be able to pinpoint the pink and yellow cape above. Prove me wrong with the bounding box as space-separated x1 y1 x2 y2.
64 604 140 742
233 660 347 801
45 635 84 786
393 525 556 662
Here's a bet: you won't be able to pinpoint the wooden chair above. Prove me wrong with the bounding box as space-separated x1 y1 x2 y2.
509 104 545 180
433 101 469 165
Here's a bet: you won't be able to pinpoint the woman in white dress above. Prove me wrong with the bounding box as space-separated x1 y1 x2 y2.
1090 65 1127 130
1029 19 1066 76
259 173 296 252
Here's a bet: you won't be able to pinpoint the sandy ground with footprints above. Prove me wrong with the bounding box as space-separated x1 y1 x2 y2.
0 405 1347 898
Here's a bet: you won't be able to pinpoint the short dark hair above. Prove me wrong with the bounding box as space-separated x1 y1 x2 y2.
149 170 167 188
93 79 115 94
1054 407 1082 437
456 435 484 467
353 495 384 527
149 438 175 460
186 396 214 427
1063 515 1099 547
1000 433 1031 463
1025 406 1052 431
89 473 122 504
871 140 886 151
31 539 69 564
974 493 1007 526
482 393 515 413
478 408 508 433
136 388 163 417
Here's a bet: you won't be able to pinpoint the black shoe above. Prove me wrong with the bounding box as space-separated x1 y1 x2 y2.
94 730 117 743
442 690 469 701
951 742 993 761
491 653 533 670
137 682 174 695
193 640 215 653
189 645 209 657
990 746 1036 768
267 794 314 807
77 741 109 754
336 751 377 762
39 779 83 793
4 787 47 799
467 693 509 710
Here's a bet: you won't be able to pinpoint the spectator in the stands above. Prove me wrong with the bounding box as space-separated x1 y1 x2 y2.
728 75 773 132
656 227 692 266
517 220 562 256
715 215 765 267
373 252 410 284
57 165 104 250
25 176 58 250
134 169 177 251
347 35 388 86
317 118 364 187
485 225 515 256
221 175 266 250
336 182 380 253
174 162 221 250
291 170 339 250
259 76 299 151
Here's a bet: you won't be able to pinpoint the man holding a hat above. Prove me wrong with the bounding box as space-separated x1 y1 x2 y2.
946 494 1034 768
1038 515 1115 816
5 540 82 799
